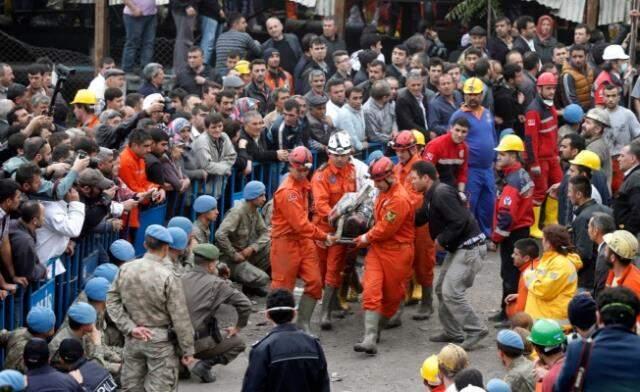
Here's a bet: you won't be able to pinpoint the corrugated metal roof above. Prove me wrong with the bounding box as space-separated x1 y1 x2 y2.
528 0 630 24
599 0 629 25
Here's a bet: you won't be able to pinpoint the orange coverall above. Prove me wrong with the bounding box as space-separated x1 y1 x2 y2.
506 258 540 318
361 181 415 318
394 153 436 287
271 175 328 300
311 162 357 288
118 146 160 227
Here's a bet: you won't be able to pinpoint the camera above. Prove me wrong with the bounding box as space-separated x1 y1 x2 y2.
55 64 76 81
77 150 99 169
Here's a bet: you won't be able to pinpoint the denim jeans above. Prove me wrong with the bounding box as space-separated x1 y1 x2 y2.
199 15 219 65
122 14 157 72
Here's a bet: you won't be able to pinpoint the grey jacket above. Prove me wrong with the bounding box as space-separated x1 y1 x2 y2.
261 34 303 62
192 132 237 197
215 200 270 261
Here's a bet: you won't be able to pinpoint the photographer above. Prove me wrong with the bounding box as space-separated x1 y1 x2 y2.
74 168 123 236
95 97 164 150
15 154 90 201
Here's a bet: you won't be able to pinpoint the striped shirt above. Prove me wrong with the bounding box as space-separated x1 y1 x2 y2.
214 30 262 70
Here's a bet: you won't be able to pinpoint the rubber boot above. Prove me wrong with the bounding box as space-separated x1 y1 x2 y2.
411 278 422 302
377 317 389 343
544 196 559 226
353 311 381 355
190 360 216 383
412 285 434 320
320 286 335 331
384 303 404 329
531 206 544 239
296 294 317 335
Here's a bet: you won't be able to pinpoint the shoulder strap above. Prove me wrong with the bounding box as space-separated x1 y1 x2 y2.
571 337 594 392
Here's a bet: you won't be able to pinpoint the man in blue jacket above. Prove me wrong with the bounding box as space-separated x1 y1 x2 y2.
449 78 498 237
555 286 640 392
241 289 329 392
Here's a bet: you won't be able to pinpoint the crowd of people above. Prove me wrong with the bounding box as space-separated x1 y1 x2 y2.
3 2 640 391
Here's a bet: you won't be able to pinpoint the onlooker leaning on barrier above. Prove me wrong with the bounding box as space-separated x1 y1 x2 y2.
192 113 237 197
8 200 47 282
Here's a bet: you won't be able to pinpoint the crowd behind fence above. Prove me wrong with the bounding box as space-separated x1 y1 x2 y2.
0 142 387 367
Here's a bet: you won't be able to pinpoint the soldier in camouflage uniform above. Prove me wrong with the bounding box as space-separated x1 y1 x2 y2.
106 225 195 391
167 227 192 275
182 244 252 383
168 216 196 272
58 277 123 376
0 306 56 373
92 261 126 348
192 195 219 245
49 303 109 372
215 181 271 295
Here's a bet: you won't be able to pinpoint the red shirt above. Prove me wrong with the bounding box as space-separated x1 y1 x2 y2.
524 98 559 167
423 132 468 187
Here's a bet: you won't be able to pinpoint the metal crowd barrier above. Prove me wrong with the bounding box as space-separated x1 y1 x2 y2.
0 230 119 368
0 143 388 366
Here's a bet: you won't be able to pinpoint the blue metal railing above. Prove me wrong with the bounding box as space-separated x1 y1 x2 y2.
0 143 387 367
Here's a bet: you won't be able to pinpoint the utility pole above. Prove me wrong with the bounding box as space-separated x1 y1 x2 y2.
335 0 345 38
94 0 109 66
586 0 599 30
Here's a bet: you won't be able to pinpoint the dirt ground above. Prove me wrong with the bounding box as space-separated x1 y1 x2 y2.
181 249 508 391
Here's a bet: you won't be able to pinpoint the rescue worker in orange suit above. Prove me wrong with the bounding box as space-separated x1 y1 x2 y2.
391 130 436 323
270 146 336 334
491 134 535 326
423 116 470 192
524 72 563 238
353 156 415 355
311 132 357 331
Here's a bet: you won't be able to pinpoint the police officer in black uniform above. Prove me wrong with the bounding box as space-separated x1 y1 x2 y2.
57 338 117 392
241 289 330 392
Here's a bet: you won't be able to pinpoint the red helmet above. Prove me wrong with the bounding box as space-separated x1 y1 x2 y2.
391 130 417 151
288 146 313 170
368 156 394 180
536 72 557 87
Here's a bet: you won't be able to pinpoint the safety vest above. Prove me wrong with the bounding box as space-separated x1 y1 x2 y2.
561 63 594 109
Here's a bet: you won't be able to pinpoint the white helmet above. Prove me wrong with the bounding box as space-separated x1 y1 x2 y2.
602 44 629 61
327 131 353 155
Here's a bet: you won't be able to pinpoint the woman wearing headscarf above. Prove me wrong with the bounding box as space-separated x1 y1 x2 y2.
535 15 558 64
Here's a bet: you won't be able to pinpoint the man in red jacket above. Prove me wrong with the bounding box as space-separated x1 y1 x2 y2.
492 134 534 325
524 72 563 238
422 116 470 192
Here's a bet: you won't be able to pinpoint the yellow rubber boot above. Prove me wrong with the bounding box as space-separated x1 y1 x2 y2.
531 206 544 239
544 196 559 226
411 278 422 301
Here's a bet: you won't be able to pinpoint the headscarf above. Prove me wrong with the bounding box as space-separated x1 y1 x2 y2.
536 15 555 42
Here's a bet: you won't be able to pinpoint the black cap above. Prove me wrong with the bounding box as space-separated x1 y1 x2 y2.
7 83 26 101
469 26 487 37
59 338 84 363
23 338 49 368
305 93 329 107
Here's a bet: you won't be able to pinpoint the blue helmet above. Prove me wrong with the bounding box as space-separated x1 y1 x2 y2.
563 104 584 125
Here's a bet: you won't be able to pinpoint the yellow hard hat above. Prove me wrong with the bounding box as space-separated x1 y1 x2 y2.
412 130 426 146
234 60 251 75
494 134 525 152
603 230 639 259
569 150 601 171
462 77 484 94
420 355 441 385
70 89 97 105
